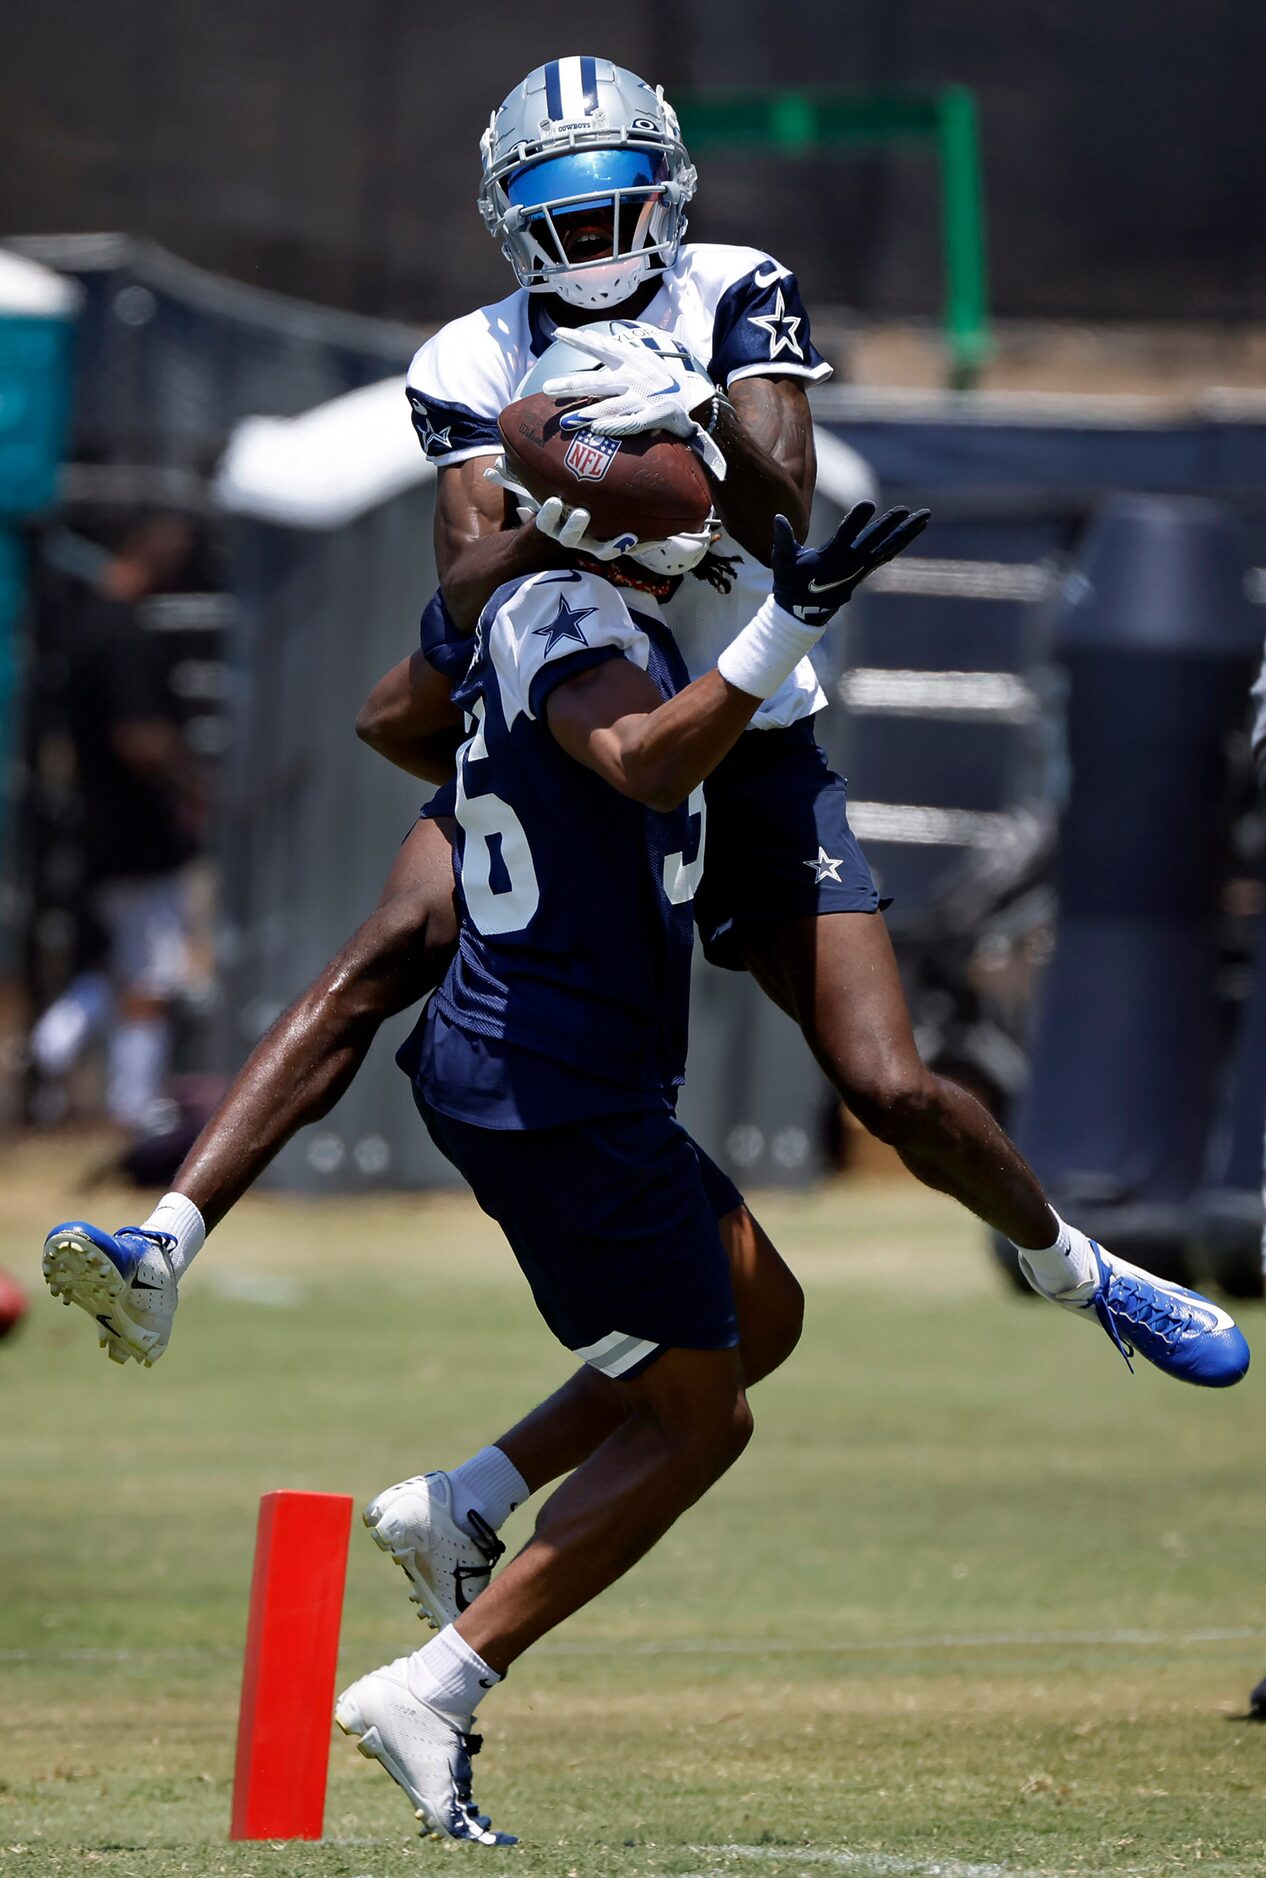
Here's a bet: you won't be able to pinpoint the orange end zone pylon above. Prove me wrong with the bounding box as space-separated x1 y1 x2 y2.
230 1489 354 1841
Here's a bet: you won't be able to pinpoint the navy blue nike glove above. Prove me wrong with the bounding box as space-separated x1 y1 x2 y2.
771 502 931 626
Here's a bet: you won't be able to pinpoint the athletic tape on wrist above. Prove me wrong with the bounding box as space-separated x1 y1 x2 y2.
717 594 822 701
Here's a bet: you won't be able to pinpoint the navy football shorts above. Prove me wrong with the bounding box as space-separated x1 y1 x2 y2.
421 1103 742 1381
696 718 884 970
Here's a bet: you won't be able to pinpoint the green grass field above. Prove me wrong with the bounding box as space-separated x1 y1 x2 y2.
3 1139 1264 1877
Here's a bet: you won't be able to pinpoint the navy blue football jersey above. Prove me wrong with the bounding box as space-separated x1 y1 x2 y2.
405 567 705 1129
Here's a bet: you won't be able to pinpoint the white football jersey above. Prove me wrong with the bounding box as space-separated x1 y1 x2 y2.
406 243 833 729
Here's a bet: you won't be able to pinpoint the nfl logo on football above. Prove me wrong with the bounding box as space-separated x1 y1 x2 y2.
564 431 620 482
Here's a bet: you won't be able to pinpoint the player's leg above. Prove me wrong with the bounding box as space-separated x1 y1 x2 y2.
365 1196 803 1626
700 727 1248 1386
336 1345 750 1844
494 1198 802 1481
459 1345 752 1672
337 1104 750 1842
742 908 1054 1245
696 730 1057 1244
42 815 459 1364
174 815 458 1229
745 909 1248 1383
694 728 1051 1238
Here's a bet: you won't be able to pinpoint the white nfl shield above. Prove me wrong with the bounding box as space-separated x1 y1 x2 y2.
564 431 620 482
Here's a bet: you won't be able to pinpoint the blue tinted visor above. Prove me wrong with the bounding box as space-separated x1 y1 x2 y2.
506 148 670 216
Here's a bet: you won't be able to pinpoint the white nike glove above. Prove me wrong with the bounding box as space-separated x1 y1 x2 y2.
543 326 727 481
533 494 638 562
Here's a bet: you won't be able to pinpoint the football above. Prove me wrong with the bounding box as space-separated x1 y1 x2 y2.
498 392 713 544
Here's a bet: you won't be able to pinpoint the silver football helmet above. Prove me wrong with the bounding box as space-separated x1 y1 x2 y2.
478 57 696 310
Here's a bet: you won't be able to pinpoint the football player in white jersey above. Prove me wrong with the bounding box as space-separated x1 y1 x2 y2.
356 57 1246 1376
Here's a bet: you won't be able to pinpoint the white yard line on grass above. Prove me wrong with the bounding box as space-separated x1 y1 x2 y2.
662 1845 1036 1878
662 1851 1266 1878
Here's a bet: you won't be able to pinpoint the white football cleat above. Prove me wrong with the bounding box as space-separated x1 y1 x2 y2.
42 1221 178 1367
335 1658 514 1845
364 1472 505 1628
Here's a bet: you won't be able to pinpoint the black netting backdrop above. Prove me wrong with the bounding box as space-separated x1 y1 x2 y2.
3 0 1264 326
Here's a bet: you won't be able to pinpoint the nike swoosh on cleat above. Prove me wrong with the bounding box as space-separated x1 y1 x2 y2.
453 1560 494 1613
1098 1246 1238 1333
130 1276 164 1292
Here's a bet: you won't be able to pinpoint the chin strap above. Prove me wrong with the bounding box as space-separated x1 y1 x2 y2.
542 253 660 311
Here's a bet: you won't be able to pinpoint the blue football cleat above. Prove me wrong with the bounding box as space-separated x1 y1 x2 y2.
1021 1240 1249 1388
42 1220 178 1367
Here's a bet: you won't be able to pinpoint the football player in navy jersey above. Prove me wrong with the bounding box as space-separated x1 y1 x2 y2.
326 511 875 1839
64 485 922 1842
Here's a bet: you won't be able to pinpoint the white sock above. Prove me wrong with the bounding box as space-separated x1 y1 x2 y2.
140 1191 206 1279
106 1016 169 1127
447 1446 528 1536
1013 1208 1097 1295
406 1624 501 1724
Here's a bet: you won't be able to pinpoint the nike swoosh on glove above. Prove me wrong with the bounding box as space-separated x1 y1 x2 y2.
772 502 931 626
543 326 726 480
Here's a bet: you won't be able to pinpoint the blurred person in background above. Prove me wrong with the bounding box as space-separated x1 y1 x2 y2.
29 515 210 1130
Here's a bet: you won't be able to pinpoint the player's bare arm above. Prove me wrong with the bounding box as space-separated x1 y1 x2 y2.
709 374 815 562
354 647 464 782
433 452 567 630
547 503 930 810
356 456 576 763
547 658 759 812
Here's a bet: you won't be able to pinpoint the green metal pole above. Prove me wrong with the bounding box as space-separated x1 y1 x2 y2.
677 85 991 389
936 86 991 388
768 90 817 156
